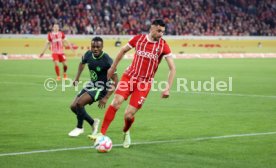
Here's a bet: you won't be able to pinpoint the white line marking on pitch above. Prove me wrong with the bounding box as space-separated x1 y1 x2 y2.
0 74 52 78
0 131 275 157
0 82 41 86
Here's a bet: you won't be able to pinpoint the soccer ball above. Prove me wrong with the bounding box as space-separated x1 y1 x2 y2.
94 135 112 153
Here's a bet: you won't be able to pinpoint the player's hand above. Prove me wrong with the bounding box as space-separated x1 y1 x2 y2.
161 89 170 98
107 67 115 79
39 53 44 58
73 80 79 86
98 97 108 109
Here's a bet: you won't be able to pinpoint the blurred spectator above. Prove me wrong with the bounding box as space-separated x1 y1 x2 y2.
0 0 275 35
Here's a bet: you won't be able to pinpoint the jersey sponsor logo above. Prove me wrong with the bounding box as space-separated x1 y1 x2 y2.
136 50 158 59
52 39 62 42
90 70 98 81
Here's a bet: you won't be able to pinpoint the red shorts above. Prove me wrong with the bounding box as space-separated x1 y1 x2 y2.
115 74 151 109
52 53 66 62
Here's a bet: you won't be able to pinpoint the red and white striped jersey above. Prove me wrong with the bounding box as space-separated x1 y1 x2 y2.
47 31 65 54
125 34 172 82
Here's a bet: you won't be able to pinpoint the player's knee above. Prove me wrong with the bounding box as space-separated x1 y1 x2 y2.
125 108 135 120
124 112 134 121
76 101 84 108
111 98 123 109
70 104 76 112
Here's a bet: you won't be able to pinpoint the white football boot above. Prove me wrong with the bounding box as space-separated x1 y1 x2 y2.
123 131 131 148
68 128 84 137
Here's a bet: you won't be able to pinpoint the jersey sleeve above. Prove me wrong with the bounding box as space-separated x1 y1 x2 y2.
107 56 113 67
106 54 117 74
127 34 141 48
107 55 117 74
81 51 90 64
162 41 172 58
47 33 52 42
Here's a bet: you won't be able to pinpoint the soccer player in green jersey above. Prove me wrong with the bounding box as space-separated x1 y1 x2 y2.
68 37 118 137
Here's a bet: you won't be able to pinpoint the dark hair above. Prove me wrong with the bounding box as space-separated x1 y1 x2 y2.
92 36 103 43
151 19 166 27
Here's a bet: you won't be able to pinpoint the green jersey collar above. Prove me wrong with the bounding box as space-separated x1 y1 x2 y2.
92 51 105 60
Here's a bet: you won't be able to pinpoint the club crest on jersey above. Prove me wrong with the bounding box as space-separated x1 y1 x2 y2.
155 48 159 53
137 50 158 59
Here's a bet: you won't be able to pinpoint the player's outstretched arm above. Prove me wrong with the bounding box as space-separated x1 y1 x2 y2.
40 42 50 57
73 63 85 86
107 44 132 79
63 39 76 56
162 56 176 98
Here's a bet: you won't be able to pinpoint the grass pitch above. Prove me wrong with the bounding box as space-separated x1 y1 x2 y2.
0 58 275 168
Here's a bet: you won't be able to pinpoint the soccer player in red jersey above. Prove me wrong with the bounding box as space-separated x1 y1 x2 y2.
40 23 75 80
89 19 176 148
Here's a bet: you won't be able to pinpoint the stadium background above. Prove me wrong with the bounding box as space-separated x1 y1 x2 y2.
0 0 276 168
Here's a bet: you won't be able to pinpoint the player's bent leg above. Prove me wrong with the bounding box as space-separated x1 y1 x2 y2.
53 61 61 80
68 93 93 137
68 98 87 137
70 90 94 120
89 94 126 141
99 94 125 136
70 96 79 115
61 61 68 79
76 92 94 126
123 105 137 132
90 95 127 141
68 97 80 137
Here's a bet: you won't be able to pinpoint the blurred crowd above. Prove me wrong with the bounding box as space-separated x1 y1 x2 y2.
0 0 275 36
